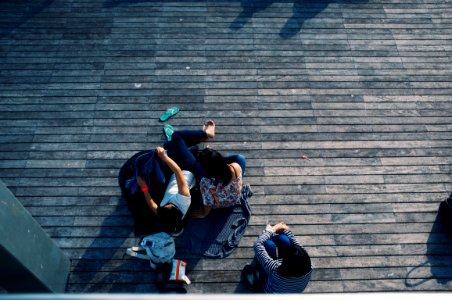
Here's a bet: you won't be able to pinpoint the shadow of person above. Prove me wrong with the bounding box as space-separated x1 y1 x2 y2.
278 0 370 39
230 0 274 30
229 0 335 38
0 0 54 39
426 201 452 285
405 203 452 288
69 203 139 292
279 0 329 39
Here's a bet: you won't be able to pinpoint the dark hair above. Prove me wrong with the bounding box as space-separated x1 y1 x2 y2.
157 204 183 227
198 148 231 185
278 244 311 277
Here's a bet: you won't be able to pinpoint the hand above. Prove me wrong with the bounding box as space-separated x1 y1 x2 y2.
137 176 147 188
156 146 166 159
272 222 289 233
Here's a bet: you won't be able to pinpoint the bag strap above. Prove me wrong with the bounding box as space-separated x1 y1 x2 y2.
126 247 159 269
126 247 150 260
183 275 191 285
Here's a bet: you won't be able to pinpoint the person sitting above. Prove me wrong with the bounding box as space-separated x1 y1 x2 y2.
250 222 312 293
137 146 195 230
190 148 246 218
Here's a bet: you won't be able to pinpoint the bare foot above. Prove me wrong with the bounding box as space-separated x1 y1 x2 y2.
203 120 215 138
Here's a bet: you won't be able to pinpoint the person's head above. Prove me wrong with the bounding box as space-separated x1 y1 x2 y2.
157 204 182 227
198 148 231 185
278 244 311 277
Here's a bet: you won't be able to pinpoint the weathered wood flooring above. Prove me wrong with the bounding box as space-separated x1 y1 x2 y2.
1 0 452 294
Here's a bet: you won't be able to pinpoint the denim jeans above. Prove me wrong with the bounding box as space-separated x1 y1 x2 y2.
164 130 247 182
264 234 292 259
164 130 207 181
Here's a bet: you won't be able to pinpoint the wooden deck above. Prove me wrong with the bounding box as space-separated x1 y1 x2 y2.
1 0 452 294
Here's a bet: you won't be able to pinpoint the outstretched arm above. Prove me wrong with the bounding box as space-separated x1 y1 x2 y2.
137 176 158 215
156 146 190 197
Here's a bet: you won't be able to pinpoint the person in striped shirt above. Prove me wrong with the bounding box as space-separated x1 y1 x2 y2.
252 222 312 293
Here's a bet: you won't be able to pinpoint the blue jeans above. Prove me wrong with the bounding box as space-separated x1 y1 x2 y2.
224 154 246 175
264 234 291 259
165 130 247 180
164 130 207 181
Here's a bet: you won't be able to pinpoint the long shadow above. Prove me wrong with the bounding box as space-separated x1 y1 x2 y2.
104 0 366 40
230 0 369 39
0 0 54 39
230 0 332 37
405 202 452 287
425 206 452 286
69 202 138 292
280 0 330 39
230 0 274 30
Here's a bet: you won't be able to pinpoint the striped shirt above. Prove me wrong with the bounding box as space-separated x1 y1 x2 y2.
254 229 313 293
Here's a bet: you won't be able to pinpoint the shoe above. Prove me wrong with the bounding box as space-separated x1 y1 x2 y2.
163 124 174 142
241 264 255 290
160 107 180 122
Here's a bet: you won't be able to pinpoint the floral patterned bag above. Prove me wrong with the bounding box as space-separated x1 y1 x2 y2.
200 176 242 208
